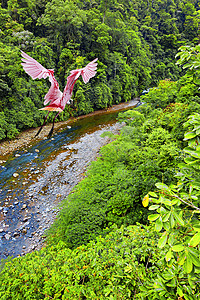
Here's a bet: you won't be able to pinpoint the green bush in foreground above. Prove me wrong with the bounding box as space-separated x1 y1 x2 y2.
0 224 159 299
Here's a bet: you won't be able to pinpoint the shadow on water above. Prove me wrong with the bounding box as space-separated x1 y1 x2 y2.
0 100 138 260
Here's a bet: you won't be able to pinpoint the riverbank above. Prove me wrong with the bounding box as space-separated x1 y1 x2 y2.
0 100 139 259
0 100 140 159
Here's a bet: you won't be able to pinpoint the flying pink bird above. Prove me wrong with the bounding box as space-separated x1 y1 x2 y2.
21 51 98 138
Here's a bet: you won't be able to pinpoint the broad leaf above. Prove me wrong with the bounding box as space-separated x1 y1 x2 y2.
172 244 185 252
155 217 163 232
148 214 159 221
173 211 184 226
165 249 172 262
155 182 170 191
142 194 149 207
184 132 197 140
149 205 160 211
158 231 168 248
188 232 200 247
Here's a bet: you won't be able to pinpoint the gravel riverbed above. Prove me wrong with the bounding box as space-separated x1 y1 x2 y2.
0 101 138 259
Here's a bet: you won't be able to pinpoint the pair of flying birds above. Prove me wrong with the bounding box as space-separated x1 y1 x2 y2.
21 51 98 137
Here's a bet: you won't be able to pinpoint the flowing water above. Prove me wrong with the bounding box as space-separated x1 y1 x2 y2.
0 100 139 260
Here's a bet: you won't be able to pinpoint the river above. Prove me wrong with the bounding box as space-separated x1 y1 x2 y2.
0 100 139 260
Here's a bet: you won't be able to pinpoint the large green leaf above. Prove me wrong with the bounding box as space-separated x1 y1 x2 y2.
149 205 160 211
155 182 170 192
184 132 197 140
158 231 168 249
173 211 184 226
155 217 163 232
148 214 159 221
188 232 200 247
184 254 193 273
172 244 185 252
188 249 200 267
165 249 172 262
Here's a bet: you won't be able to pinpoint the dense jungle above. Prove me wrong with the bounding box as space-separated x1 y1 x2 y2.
0 0 199 139
0 0 200 299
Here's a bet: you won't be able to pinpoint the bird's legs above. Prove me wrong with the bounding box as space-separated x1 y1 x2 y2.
35 112 50 137
47 112 61 139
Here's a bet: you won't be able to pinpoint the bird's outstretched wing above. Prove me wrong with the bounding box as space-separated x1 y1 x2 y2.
81 58 98 83
21 51 62 106
21 51 52 80
62 58 98 106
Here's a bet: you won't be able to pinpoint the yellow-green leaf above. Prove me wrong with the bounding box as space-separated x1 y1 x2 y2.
188 232 200 247
148 192 158 198
172 244 185 252
155 217 163 232
173 211 184 226
155 182 170 191
142 194 149 207
184 254 193 273
184 131 197 140
148 214 159 221
188 250 200 267
177 286 184 297
158 231 168 248
169 214 175 228
165 249 172 262
149 205 160 211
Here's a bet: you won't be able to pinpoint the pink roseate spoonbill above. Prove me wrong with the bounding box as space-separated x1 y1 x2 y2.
21 51 98 138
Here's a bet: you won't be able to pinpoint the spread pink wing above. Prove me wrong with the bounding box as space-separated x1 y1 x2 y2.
21 51 62 107
21 51 51 80
62 58 98 108
81 58 98 84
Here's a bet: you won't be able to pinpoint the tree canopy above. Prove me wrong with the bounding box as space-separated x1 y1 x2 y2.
0 0 199 140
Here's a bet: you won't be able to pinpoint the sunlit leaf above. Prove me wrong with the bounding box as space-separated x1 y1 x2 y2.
172 244 185 252
165 249 172 262
184 254 193 273
155 182 170 192
158 231 168 248
149 205 160 211
169 214 175 228
142 194 149 207
149 192 158 198
184 132 197 140
188 249 200 267
163 212 171 222
155 217 163 232
188 232 200 247
148 214 159 221
173 211 184 226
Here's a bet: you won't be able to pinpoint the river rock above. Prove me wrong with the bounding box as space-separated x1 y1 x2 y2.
23 217 29 222
13 231 19 236
3 208 8 214
5 234 11 240
13 173 19 178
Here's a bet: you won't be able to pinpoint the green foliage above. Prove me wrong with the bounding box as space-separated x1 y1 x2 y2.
142 113 200 299
141 79 178 109
0 0 200 140
48 103 185 247
0 224 163 299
